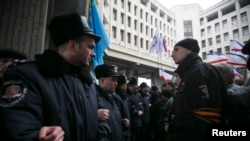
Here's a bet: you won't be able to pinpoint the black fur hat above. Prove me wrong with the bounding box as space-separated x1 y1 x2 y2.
94 64 120 79
117 74 128 86
48 13 101 46
0 48 27 59
174 38 200 53
128 77 138 85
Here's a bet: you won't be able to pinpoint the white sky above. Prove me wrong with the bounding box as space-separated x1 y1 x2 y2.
158 0 223 9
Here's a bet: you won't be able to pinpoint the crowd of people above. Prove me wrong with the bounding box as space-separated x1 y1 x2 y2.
0 12 249 141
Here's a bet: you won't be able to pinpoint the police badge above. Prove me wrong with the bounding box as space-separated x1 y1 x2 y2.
0 81 27 107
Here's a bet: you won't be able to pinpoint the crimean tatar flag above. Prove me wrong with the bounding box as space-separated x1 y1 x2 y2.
88 0 110 69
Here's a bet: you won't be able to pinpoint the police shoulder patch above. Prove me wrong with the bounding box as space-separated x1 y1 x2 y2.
0 81 28 107
199 84 210 99
8 59 35 68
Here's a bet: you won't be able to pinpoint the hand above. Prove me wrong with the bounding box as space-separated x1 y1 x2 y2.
164 124 169 133
138 102 142 107
98 108 109 121
38 126 64 141
138 111 143 116
123 118 130 127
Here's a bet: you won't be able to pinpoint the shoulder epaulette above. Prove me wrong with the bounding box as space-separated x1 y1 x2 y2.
8 59 35 67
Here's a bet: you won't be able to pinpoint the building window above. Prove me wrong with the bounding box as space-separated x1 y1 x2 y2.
128 2 131 12
222 20 228 29
134 20 137 30
140 23 143 33
231 16 237 26
151 16 153 24
146 12 148 22
233 29 239 39
146 40 149 50
184 20 193 38
140 38 143 48
224 32 229 41
208 38 213 46
215 23 220 32
134 6 137 15
200 18 204 26
201 29 205 37
121 13 124 24
217 48 222 53
242 26 249 36
112 26 117 38
146 26 148 35
140 9 143 19
127 33 131 43
120 30 124 41
202 52 206 60
225 46 230 52
207 26 211 34
113 9 117 21
241 12 247 22
216 35 221 44
121 0 124 8
202 40 206 48
134 35 137 46
127 17 131 27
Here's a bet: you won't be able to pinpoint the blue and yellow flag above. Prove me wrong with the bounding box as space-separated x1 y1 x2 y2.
88 0 110 69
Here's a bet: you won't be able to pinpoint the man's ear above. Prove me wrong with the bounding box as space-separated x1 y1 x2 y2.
68 39 78 52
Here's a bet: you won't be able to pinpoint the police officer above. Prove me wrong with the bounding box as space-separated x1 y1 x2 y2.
0 13 101 141
95 64 123 141
0 48 27 77
126 77 144 141
115 74 131 141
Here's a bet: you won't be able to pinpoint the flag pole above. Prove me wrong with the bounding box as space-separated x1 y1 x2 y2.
85 0 90 17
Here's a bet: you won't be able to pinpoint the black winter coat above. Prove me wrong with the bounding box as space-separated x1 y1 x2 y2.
96 86 123 141
0 49 99 141
173 53 224 141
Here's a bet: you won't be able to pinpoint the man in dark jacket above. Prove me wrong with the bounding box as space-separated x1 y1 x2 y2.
126 77 144 141
95 64 123 141
0 49 27 87
171 38 224 141
115 74 131 141
0 48 27 78
227 38 250 124
0 13 101 141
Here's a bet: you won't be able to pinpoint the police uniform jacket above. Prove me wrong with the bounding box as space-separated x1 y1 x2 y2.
139 92 151 125
96 85 123 141
173 53 224 141
0 49 99 141
114 89 131 137
127 89 143 127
